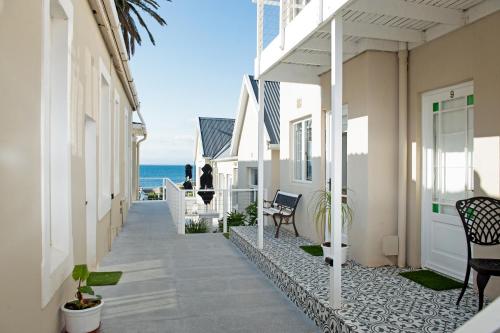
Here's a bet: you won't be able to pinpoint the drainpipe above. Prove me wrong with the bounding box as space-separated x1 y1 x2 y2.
136 108 147 200
397 42 408 268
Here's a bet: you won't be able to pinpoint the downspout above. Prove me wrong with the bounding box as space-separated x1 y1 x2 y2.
136 108 147 200
397 42 408 268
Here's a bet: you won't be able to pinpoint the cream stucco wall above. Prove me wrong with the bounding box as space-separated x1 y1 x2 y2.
0 0 135 331
407 10 500 298
279 82 323 241
319 51 399 266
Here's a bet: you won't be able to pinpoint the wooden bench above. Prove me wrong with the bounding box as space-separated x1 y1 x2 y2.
263 190 302 238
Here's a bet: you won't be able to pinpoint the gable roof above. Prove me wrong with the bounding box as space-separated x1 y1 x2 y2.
248 75 280 145
198 117 235 159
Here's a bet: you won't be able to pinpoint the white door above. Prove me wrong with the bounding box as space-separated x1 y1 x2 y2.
421 82 474 281
85 117 98 269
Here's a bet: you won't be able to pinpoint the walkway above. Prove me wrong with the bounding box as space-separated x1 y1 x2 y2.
97 201 318 333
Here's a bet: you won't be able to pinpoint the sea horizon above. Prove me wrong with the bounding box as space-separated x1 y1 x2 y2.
140 164 194 188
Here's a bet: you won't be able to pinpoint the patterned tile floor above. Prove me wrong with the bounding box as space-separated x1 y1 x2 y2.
230 226 482 333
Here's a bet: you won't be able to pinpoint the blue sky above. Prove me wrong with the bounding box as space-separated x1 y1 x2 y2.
130 0 256 165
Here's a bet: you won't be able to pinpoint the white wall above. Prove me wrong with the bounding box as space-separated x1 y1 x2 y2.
236 94 278 200
279 82 323 241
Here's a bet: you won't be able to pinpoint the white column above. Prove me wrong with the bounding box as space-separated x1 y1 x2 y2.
279 0 285 49
397 42 408 268
330 15 343 309
257 79 265 249
223 186 228 233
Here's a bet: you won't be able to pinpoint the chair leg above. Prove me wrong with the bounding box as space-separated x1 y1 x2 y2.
275 216 283 238
292 215 299 237
477 273 491 311
456 264 471 306
272 214 278 227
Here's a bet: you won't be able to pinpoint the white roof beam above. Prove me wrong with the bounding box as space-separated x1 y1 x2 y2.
344 21 424 43
286 51 331 66
348 0 465 25
300 37 331 52
265 63 323 84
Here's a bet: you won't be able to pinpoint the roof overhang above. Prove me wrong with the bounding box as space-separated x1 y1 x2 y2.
88 0 140 110
257 0 500 82
230 75 273 156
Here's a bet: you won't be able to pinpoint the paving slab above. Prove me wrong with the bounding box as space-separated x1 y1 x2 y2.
97 201 318 333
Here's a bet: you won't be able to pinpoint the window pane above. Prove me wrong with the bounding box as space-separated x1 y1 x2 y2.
305 120 312 181
432 96 473 216
294 122 302 180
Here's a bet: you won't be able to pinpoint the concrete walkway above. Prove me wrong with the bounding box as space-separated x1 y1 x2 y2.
97 201 318 333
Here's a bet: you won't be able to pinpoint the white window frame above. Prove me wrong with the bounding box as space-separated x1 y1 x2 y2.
98 58 112 219
292 117 312 182
41 0 74 307
113 90 120 195
124 106 130 205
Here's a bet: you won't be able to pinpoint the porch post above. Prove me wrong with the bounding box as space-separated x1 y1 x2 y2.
257 78 265 249
329 15 343 309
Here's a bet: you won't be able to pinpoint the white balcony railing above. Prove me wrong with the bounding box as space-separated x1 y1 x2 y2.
163 178 259 235
257 0 311 51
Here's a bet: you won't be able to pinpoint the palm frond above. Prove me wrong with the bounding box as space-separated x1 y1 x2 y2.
115 0 170 58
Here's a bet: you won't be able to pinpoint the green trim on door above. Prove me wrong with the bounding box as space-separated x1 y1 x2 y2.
432 203 440 213
467 95 474 106
433 102 440 112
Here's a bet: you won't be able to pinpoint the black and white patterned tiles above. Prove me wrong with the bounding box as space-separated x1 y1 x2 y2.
230 226 480 333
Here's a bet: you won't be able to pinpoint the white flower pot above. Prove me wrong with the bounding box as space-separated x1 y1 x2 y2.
61 300 103 333
322 242 348 265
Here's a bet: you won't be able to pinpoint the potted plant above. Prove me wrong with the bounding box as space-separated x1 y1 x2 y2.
61 264 122 333
310 189 353 264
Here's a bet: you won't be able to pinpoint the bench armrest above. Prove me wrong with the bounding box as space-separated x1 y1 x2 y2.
263 200 273 208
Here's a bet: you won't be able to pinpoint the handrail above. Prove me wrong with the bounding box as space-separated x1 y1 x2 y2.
163 178 258 235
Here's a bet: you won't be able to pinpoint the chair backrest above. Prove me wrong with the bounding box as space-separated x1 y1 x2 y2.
273 191 302 210
456 197 500 246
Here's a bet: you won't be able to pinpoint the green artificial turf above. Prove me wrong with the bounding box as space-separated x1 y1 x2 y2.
300 245 323 257
399 270 463 291
223 232 230 239
87 271 122 286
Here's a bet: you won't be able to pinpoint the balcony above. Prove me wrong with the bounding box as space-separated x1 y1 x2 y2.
255 0 499 83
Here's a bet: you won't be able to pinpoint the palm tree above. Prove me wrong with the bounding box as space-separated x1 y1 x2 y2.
115 0 170 58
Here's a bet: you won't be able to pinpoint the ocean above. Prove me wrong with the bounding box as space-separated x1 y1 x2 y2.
140 165 191 188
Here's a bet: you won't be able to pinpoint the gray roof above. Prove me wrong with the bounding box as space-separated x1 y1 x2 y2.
198 117 235 158
248 75 280 145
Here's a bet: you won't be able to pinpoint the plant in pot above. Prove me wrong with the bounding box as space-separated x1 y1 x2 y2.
61 264 122 333
310 189 353 264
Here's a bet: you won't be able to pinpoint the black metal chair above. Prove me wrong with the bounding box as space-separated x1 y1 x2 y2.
456 197 500 310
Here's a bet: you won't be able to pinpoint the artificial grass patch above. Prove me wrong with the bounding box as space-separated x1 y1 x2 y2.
87 271 122 286
223 232 230 239
399 270 462 291
300 245 323 257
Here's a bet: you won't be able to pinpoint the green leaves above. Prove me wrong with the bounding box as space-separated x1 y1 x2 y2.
87 271 123 286
72 265 90 282
78 286 94 295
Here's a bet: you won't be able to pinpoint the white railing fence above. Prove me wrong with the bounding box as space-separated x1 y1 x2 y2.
163 179 258 235
164 178 185 234
256 0 311 50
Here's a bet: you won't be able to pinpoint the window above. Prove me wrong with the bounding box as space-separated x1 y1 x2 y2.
113 92 120 195
432 95 474 215
98 59 111 219
124 107 130 204
41 0 74 307
248 167 258 187
293 118 312 181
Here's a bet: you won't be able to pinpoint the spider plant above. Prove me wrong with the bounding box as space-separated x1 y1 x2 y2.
309 189 353 243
